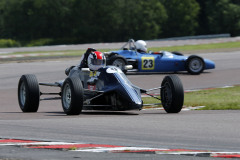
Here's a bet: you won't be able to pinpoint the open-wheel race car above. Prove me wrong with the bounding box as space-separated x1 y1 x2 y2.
18 65 184 115
105 39 215 74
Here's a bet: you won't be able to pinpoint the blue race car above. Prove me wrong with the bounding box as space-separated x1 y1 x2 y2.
105 39 215 74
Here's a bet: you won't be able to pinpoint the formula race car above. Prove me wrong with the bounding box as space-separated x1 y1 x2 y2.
18 66 184 115
105 39 215 74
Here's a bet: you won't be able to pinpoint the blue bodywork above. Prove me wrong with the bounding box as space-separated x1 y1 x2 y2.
108 49 215 73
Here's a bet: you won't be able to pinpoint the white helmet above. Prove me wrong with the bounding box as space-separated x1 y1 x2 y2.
135 40 147 52
87 51 106 71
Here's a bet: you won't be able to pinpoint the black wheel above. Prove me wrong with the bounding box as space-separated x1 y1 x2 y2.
61 77 83 115
186 55 205 75
18 74 40 112
161 75 184 113
109 55 127 73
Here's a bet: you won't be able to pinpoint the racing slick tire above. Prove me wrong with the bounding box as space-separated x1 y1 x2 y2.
108 55 128 73
61 77 83 115
161 75 184 113
18 74 40 112
186 55 205 75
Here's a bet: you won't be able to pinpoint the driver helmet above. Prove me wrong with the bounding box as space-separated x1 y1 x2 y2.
87 51 106 71
135 40 147 52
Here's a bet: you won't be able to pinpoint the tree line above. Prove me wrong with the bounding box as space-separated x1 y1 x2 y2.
0 0 240 46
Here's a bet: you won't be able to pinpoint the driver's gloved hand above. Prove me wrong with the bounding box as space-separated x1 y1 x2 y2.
87 76 98 85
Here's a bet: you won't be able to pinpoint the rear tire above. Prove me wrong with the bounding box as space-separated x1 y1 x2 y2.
18 74 40 112
161 75 184 113
61 77 83 115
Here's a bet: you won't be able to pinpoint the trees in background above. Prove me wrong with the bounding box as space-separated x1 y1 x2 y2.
0 0 73 42
205 0 240 36
0 0 240 46
57 0 168 43
161 0 200 37
197 0 240 36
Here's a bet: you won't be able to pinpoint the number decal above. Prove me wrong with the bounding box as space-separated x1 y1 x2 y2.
143 59 153 68
141 57 155 70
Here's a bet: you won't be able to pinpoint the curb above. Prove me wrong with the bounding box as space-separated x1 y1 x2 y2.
0 138 239 158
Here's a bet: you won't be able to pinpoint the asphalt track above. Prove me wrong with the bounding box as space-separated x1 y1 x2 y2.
0 42 240 159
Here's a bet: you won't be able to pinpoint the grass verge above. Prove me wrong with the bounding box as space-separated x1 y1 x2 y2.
1 41 240 58
150 41 240 52
142 86 240 110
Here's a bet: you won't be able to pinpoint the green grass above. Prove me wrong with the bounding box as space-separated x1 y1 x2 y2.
9 50 85 56
5 49 111 57
150 41 240 52
184 86 240 110
142 86 240 110
2 41 240 57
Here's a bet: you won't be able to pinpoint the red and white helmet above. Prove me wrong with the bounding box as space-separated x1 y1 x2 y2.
87 51 106 71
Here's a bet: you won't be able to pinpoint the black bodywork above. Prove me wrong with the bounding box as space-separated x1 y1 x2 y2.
68 66 143 111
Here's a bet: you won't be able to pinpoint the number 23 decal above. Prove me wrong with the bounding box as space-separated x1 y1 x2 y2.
141 57 155 70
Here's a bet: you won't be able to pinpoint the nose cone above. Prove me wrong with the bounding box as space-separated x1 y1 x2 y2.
118 84 143 110
204 59 215 69
129 100 143 110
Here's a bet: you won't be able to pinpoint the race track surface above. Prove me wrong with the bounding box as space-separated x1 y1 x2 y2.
0 46 240 159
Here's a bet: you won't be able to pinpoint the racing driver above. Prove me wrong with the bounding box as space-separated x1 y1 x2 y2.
135 40 148 53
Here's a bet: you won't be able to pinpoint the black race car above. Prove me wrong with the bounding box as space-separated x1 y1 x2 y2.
18 65 184 115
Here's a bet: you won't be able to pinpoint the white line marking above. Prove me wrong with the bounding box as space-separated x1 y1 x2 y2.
73 147 168 152
0 142 80 146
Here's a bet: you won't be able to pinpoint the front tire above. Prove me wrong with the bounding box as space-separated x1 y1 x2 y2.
186 55 205 75
18 74 40 112
161 75 184 113
61 77 83 115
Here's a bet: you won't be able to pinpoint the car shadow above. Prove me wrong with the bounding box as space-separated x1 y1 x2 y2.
44 111 139 116
1 111 176 118
126 71 212 75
